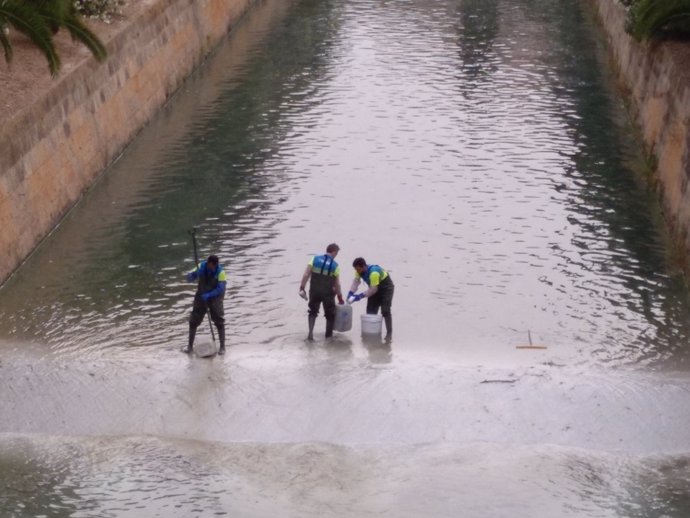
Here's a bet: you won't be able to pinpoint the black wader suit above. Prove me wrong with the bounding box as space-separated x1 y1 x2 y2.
308 254 340 339
188 262 226 352
359 265 394 339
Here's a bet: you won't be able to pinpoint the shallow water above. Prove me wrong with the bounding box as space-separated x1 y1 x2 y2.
1 0 690 515
1 435 690 518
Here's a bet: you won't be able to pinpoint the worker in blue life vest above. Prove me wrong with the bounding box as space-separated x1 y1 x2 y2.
348 257 394 341
299 243 345 340
183 254 227 355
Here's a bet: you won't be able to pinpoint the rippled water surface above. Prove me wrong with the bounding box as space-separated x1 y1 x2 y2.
2 435 690 518
2 0 690 516
1 0 689 368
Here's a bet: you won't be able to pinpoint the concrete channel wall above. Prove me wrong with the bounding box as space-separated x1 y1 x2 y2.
592 0 690 257
0 0 254 284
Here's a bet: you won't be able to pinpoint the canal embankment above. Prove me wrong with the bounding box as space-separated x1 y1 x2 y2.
0 0 255 285
592 0 690 262
2 0 690 289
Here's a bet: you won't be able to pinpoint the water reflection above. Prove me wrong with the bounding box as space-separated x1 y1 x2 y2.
617 456 690 517
0 0 347 356
362 335 393 364
1 0 690 515
1 435 689 518
323 335 355 361
0 438 82 518
516 0 690 365
0 0 688 371
455 0 499 91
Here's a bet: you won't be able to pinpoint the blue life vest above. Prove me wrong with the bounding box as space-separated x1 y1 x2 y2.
310 254 339 277
360 265 388 286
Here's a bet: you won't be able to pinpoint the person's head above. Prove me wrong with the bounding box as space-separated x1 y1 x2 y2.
326 243 340 258
206 254 219 272
352 257 367 275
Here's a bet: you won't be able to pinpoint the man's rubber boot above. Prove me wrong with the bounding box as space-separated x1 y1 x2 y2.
325 317 334 339
384 314 393 342
307 315 316 341
217 325 226 355
183 325 196 353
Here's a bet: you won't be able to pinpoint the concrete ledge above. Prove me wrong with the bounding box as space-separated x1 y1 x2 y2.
591 0 690 258
0 0 254 284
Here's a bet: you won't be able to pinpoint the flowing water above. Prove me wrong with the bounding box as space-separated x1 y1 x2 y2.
2 0 690 516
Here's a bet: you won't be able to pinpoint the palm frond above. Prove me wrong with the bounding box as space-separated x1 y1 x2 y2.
62 15 107 61
0 26 13 65
0 0 60 74
37 1 107 62
628 0 690 40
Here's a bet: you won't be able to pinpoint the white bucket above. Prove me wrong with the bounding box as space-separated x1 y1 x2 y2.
334 304 352 332
361 314 383 335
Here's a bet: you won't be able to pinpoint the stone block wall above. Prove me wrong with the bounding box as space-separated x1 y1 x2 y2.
592 0 690 257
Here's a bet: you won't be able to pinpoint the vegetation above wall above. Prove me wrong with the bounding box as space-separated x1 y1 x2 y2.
622 0 690 41
74 0 125 21
0 0 120 76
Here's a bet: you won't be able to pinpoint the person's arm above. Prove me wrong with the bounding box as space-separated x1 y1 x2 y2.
333 276 344 304
359 272 380 299
203 281 226 300
299 265 311 292
201 269 227 300
186 264 200 282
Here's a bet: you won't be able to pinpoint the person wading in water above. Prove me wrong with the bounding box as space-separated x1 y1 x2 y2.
184 254 227 354
299 243 345 341
348 257 394 342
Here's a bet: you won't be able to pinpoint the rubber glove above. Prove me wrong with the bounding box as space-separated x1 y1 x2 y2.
299 289 308 301
353 293 366 302
347 291 355 299
337 295 344 305
201 292 212 302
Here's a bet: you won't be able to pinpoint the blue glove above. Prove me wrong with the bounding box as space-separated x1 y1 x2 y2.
201 292 212 302
353 293 366 302
186 272 197 282
347 291 355 299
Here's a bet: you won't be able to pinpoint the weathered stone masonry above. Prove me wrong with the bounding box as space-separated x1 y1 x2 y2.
0 0 254 284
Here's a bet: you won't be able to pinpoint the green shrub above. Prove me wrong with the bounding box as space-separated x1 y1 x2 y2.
73 0 125 21
624 0 690 40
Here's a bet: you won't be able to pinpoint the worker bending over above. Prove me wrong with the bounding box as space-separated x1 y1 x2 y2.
349 257 394 341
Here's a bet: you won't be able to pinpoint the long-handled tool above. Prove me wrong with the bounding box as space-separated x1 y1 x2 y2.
190 228 217 347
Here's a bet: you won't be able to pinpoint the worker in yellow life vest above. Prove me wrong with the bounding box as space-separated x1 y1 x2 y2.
299 243 345 340
348 257 394 341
